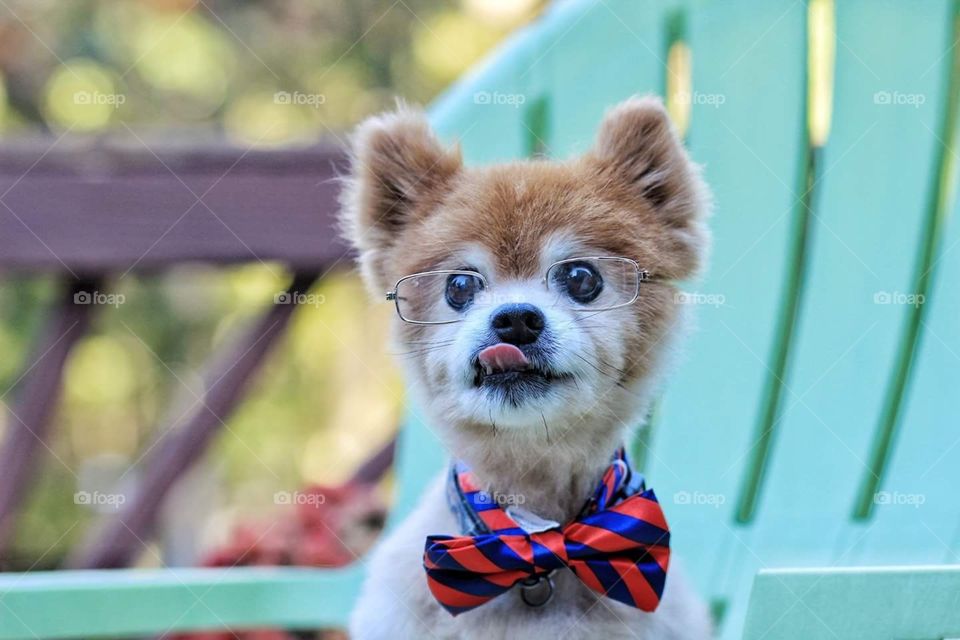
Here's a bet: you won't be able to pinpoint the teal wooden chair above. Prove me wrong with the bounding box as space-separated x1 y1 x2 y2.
3 0 960 638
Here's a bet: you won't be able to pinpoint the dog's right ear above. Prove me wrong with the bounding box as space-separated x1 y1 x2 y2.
340 108 462 294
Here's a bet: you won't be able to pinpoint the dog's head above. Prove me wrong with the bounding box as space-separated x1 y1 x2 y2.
341 96 709 444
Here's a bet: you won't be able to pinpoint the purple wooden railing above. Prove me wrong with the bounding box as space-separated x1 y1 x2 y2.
0 140 396 568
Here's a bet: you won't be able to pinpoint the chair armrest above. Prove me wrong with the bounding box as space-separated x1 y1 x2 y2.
0 565 364 639
742 565 960 640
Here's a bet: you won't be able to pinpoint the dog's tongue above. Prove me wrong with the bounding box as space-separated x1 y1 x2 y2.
478 343 529 372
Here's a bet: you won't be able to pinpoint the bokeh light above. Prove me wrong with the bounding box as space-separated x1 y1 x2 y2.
0 71 7 130
43 59 123 131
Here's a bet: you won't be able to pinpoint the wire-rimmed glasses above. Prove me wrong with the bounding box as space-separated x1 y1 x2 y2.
385 256 650 325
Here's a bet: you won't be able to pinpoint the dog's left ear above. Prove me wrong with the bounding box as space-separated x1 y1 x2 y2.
588 96 710 279
340 106 462 294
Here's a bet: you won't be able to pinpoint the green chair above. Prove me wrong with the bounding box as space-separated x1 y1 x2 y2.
2 0 959 638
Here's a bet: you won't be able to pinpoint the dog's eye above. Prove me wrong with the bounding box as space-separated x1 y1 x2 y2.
558 262 604 303
445 273 484 311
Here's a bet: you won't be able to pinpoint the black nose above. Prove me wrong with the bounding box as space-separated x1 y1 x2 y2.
491 303 545 345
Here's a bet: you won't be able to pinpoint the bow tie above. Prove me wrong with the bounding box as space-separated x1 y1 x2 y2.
423 449 670 616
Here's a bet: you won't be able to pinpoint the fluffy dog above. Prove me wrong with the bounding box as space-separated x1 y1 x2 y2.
341 96 712 639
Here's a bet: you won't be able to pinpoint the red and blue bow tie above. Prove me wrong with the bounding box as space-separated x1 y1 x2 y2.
423 449 670 616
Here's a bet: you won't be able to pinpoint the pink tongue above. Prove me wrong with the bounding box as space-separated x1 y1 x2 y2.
478 344 529 371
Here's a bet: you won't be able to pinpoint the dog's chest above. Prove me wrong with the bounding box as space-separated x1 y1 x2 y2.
443 569 647 639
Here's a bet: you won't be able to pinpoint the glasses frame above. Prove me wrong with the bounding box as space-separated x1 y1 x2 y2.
385 257 651 325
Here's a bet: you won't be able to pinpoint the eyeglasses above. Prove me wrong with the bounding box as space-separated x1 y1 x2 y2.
385 256 651 325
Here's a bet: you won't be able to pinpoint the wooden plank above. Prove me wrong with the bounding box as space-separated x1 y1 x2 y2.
72 273 320 569
648 2 808 635
742 566 960 640
347 436 396 486
0 279 99 553
753 0 955 565
0 566 364 639
546 0 675 157
0 144 348 273
429 4 549 163
861 1 960 563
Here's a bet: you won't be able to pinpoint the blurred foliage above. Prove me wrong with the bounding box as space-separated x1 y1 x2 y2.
0 0 544 568
0 0 543 143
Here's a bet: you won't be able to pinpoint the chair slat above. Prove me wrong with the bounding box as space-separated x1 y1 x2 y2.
541 0 675 156
860 215 960 563
429 10 550 163
751 0 955 569
859 0 960 559
649 1 808 634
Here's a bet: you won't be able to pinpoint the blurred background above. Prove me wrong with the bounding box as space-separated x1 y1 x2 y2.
0 0 546 575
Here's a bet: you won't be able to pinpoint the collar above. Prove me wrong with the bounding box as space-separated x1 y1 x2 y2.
445 447 646 537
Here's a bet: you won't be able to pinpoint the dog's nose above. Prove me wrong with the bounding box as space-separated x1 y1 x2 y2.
491 303 545 345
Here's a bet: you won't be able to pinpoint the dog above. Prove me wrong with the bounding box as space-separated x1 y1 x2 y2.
340 96 713 639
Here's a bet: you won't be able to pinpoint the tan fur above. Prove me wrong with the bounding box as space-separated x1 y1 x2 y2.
341 96 713 639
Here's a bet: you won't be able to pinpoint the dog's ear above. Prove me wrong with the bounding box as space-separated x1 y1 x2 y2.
588 96 709 279
340 107 462 294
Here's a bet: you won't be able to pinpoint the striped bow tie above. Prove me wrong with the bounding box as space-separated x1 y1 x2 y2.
423 449 670 616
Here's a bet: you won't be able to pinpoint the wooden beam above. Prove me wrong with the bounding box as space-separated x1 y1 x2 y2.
0 142 351 273
348 436 397 486
73 273 320 569
0 278 100 552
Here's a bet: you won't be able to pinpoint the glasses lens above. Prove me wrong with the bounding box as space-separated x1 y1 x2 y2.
394 271 484 323
546 257 639 310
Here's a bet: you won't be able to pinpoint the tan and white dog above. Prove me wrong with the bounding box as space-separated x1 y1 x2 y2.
341 96 713 639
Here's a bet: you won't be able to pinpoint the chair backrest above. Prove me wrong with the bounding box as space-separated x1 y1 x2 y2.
413 0 960 636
